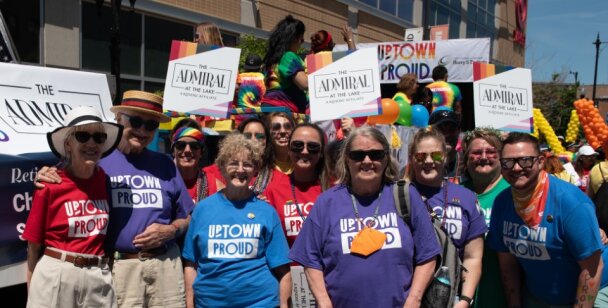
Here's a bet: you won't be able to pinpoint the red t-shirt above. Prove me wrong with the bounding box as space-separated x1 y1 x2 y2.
263 170 322 247
203 164 226 196
23 168 110 256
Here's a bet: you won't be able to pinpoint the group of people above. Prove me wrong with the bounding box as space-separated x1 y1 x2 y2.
20 13 608 308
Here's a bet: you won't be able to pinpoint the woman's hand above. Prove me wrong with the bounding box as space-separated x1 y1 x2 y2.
454 300 470 308
34 166 61 189
341 25 356 50
600 228 608 245
341 117 355 136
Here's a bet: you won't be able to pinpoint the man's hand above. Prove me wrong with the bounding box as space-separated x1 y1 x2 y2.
133 223 177 250
34 166 61 189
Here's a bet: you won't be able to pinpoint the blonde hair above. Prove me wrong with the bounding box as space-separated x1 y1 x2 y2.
61 123 106 167
195 22 224 46
215 133 263 170
335 127 398 186
406 127 447 181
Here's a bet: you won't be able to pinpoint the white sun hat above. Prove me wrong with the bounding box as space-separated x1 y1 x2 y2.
47 106 123 158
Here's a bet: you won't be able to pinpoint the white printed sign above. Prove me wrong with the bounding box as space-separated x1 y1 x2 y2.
308 48 382 122
163 47 241 118
0 62 114 155
291 265 316 308
473 67 533 132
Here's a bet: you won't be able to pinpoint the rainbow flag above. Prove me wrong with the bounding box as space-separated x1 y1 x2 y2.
306 50 353 74
473 62 515 81
169 40 222 61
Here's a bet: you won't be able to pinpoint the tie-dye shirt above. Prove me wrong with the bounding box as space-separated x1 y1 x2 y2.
426 80 462 111
237 72 266 108
262 51 308 113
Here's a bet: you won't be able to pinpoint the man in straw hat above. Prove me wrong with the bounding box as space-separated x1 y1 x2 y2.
36 90 194 307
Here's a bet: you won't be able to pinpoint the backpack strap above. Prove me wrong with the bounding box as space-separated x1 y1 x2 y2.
394 179 412 226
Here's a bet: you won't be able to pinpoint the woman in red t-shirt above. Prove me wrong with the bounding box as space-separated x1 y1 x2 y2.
23 106 122 308
264 123 326 247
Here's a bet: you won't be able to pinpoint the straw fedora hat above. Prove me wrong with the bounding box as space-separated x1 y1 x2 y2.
47 106 123 158
110 90 171 122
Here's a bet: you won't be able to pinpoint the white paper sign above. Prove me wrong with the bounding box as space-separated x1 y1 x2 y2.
163 47 241 118
404 27 423 42
308 48 381 122
291 265 316 308
473 67 533 132
0 62 114 155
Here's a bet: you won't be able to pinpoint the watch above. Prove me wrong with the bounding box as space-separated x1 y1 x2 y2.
459 295 474 306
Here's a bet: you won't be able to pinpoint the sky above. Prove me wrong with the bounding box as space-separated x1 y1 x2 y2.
525 0 608 85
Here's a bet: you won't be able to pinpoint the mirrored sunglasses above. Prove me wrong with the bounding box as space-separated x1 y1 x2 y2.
413 151 444 163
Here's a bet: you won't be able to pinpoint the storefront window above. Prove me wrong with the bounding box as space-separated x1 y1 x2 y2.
0 0 40 63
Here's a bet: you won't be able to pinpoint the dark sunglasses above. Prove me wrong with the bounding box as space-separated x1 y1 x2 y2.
173 141 202 151
271 122 293 132
243 132 266 140
74 131 107 144
413 151 444 163
122 114 159 132
289 140 321 154
348 150 387 162
500 156 539 169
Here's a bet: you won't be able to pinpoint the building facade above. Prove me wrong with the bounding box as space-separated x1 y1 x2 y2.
1 0 525 96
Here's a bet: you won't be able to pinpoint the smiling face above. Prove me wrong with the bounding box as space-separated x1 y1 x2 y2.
173 136 202 171
116 111 159 154
270 115 293 151
221 150 256 189
501 142 544 193
347 135 388 190
411 137 446 186
65 124 105 168
466 137 501 179
289 126 322 173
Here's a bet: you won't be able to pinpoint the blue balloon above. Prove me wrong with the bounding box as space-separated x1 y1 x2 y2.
411 105 430 128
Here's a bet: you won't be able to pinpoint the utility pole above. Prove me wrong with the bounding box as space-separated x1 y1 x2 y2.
569 71 578 85
592 33 607 107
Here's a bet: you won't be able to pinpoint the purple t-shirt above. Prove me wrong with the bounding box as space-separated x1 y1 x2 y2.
289 184 440 307
100 149 194 252
415 182 487 254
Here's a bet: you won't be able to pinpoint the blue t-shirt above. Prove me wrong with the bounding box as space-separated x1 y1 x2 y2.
289 184 441 307
100 149 194 252
182 192 290 308
487 176 603 305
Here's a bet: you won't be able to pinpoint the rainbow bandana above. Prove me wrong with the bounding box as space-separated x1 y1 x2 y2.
172 127 204 144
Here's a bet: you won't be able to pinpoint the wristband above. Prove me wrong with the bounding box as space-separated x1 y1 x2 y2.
459 295 473 305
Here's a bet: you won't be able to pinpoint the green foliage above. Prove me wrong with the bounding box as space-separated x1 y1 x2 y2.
532 78 578 138
237 34 267 71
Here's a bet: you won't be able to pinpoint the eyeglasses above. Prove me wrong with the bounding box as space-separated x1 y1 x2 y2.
173 141 202 151
74 131 107 144
348 150 387 162
413 151 444 163
290 140 321 154
243 132 266 140
469 148 498 159
500 156 539 169
271 122 293 132
122 114 159 132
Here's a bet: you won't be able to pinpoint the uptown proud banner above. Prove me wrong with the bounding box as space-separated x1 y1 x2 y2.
335 38 490 83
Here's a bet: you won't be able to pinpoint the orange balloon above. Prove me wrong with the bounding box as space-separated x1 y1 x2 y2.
368 98 400 125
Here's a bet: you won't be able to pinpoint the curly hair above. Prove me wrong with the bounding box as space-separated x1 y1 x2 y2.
406 127 447 181
395 73 418 95
263 15 305 69
215 133 263 171
336 127 398 186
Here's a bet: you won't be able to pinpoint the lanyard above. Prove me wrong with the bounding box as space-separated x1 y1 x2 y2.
420 180 449 227
289 174 307 222
350 189 383 229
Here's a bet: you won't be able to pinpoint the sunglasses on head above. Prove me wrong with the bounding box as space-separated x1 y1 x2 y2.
500 156 539 169
74 131 107 144
413 151 444 163
289 140 321 154
348 150 387 162
122 114 159 132
173 141 202 151
271 122 293 132
243 132 266 140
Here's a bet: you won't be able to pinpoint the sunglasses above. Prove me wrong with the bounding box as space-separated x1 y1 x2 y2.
271 122 293 132
74 131 107 144
122 114 159 132
500 156 539 169
290 140 321 154
348 150 387 162
243 132 266 140
173 141 202 151
413 151 444 163
469 148 498 159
